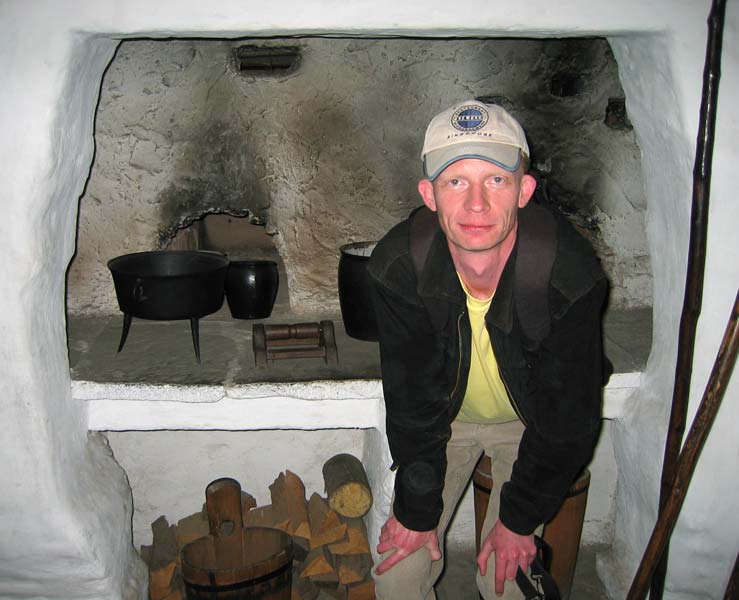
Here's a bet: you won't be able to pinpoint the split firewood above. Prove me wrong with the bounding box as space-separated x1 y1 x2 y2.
240 490 257 520
300 546 336 580
243 504 273 527
308 493 342 534
291 574 320 600
346 579 375 600
328 519 370 556
148 561 176 600
161 590 184 600
335 554 372 585
292 519 313 562
310 569 341 587
292 534 311 563
310 522 347 550
322 454 373 518
176 511 209 550
145 516 179 570
270 470 310 535
317 586 347 600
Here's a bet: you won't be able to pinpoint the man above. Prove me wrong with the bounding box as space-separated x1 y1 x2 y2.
367 100 609 599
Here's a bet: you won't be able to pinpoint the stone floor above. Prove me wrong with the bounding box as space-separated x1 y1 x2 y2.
436 543 608 599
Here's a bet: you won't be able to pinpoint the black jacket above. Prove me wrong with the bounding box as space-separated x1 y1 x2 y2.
367 202 610 535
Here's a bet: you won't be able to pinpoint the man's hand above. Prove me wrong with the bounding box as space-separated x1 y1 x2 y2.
476 519 536 596
375 516 442 575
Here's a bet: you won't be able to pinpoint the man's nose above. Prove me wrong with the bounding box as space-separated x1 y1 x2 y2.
464 183 488 212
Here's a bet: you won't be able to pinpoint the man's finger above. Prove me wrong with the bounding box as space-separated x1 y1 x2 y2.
375 549 406 575
505 557 518 581
494 553 506 595
476 542 493 576
428 544 442 561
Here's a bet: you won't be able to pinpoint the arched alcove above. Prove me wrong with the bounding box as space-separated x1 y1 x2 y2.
5 3 737 598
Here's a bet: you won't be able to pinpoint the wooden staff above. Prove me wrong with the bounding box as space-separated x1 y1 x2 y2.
723 550 739 600
628 288 739 599
650 1 727 598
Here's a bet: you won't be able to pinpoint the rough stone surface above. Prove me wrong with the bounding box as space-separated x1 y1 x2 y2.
68 37 650 315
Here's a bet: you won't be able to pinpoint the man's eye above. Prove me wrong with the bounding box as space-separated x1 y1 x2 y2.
449 178 462 186
489 176 506 185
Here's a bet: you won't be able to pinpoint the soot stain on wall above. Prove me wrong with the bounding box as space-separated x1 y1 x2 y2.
69 36 651 315
157 120 271 245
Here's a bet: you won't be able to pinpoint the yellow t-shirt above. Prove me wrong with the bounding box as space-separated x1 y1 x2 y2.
456 274 519 424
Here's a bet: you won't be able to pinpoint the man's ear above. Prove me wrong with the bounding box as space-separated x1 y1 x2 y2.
418 179 437 211
518 174 537 209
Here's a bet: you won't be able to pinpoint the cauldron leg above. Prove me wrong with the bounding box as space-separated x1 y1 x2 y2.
117 313 132 353
190 317 201 363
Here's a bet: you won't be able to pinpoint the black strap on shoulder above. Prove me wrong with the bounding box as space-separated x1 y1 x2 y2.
515 202 557 341
408 201 557 343
409 205 440 283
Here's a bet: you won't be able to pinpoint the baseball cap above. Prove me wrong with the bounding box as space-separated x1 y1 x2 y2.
421 100 530 180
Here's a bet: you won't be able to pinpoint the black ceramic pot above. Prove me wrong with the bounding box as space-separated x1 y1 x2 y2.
225 260 279 319
338 241 378 341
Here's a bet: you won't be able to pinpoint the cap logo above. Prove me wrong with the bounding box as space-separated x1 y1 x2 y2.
451 105 488 132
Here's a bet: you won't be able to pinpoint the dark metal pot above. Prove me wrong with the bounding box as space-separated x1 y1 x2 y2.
225 260 279 320
338 241 378 341
107 250 229 362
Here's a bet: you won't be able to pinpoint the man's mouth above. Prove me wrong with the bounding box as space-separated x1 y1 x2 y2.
459 224 493 232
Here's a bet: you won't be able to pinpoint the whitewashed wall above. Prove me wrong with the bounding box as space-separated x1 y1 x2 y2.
0 1 737 599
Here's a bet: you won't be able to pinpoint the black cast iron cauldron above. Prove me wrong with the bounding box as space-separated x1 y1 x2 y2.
107 250 229 363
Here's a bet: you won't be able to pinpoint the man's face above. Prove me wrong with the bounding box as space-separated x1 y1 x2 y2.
418 158 536 256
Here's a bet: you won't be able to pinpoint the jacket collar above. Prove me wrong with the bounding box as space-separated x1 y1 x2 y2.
416 227 518 335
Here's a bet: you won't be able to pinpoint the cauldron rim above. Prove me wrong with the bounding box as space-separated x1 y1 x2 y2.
107 250 229 279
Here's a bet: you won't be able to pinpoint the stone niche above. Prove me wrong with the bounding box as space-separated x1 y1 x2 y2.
67 37 651 315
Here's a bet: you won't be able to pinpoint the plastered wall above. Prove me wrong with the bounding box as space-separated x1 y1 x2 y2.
67 37 650 315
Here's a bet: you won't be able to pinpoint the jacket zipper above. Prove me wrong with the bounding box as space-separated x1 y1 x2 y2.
449 311 465 409
499 367 528 427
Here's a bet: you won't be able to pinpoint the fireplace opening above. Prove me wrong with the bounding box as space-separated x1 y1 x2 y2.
66 35 652 322
167 213 280 261
59 32 661 591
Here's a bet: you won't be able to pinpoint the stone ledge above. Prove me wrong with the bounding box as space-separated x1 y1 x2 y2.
80 373 638 431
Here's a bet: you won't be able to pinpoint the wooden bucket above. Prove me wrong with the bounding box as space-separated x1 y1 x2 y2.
181 478 293 599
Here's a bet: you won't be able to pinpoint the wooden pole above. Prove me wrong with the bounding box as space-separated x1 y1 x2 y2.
650 1 727 597
628 288 739 599
723 550 739 600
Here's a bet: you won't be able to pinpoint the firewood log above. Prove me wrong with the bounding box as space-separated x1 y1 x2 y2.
243 505 274 527
310 522 348 550
346 579 375 600
308 493 342 534
335 553 372 585
322 454 373 518
240 490 257 520
300 546 335 579
292 574 320 600
175 511 209 550
147 516 178 570
149 561 176 600
270 470 310 534
328 519 370 556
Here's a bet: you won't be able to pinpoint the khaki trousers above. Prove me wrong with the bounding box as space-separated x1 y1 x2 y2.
373 419 540 600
